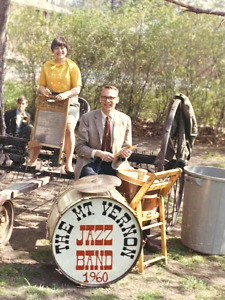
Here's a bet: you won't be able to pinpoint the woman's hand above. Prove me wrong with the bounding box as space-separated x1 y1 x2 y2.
55 87 80 101
39 86 51 97
55 93 67 101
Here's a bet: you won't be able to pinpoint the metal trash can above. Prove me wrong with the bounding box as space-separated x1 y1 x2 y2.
181 165 225 255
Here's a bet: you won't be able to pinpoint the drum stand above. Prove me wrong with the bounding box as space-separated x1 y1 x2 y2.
118 168 181 273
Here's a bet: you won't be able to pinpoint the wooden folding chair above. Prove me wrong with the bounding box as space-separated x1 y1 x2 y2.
118 168 181 273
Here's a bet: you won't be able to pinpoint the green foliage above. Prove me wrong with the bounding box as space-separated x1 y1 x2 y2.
5 0 225 127
4 81 29 110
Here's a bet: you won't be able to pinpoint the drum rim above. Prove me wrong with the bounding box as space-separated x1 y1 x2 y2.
50 195 143 287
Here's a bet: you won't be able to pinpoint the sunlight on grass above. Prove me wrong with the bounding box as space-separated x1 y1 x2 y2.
137 290 162 300
7 285 66 300
155 278 171 288
208 255 225 271
176 216 182 224
180 276 207 292
213 285 225 299
115 277 130 286
167 238 192 262
203 151 220 159
145 275 157 282
202 152 225 168
195 288 219 300
212 163 225 168
209 255 225 263
129 274 140 280
180 255 206 269
25 285 51 300
36 239 50 246
0 288 7 297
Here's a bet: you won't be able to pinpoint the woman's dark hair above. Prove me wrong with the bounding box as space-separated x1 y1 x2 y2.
51 36 69 52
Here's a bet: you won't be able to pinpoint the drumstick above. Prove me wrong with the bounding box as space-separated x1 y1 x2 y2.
114 143 142 158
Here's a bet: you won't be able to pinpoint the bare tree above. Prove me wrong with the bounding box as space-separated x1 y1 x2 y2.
0 0 10 135
165 0 225 16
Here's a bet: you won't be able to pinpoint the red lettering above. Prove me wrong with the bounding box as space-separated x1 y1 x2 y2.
85 225 95 246
85 250 95 270
76 225 113 246
76 225 85 246
104 225 113 245
95 225 104 245
76 250 113 270
76 250 85 270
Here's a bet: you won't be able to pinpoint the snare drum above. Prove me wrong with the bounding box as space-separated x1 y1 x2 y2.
47 187 142 287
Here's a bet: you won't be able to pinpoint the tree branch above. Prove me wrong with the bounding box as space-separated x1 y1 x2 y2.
165 0 225 16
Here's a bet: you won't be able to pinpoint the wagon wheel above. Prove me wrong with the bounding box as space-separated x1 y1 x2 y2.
0 200 14 245
165 171 184 230
155 97 185 229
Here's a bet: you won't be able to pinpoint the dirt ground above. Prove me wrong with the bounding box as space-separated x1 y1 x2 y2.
0 136 225 299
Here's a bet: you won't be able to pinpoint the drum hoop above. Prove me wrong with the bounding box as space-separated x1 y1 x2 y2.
50 194 143 287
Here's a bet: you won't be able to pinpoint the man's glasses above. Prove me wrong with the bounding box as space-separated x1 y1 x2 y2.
100 96 118 101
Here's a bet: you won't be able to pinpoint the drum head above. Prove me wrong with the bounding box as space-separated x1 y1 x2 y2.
74 174 122 193
51 195 142 287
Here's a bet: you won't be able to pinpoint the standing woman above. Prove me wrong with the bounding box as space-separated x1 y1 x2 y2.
31 36 82 172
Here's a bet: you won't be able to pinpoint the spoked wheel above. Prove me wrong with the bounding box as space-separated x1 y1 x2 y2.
155 96 186 229
165 172 184 230
0 200 14 245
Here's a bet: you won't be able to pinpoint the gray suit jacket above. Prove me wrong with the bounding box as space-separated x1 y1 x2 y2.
75 109 132 179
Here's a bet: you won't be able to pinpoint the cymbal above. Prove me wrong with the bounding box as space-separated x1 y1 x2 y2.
73 174 121 193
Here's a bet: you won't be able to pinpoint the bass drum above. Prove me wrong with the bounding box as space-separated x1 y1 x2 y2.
47 187 142 287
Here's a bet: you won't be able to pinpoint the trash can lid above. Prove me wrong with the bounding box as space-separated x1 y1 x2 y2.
184 165 225 182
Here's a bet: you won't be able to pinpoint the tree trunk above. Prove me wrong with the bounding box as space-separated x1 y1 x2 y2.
0 0 10 135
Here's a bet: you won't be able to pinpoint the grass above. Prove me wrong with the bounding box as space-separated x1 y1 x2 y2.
202 151 225 168
208 255 225 271
180 276 207 291
29 247 53 264
179 275 221 299
89 294 119 300
0 234 224 300
213 162 225 168
137 290 163 300
167 238 193 262
25 286 51 300
175 254 206 270
0 241 224 300
0 264 25 286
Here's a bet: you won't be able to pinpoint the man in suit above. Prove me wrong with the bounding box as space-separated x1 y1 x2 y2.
75 85 132 179
4 96 33 139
